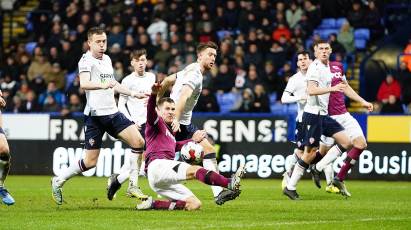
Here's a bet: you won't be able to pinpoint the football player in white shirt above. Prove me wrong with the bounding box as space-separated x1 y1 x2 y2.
51 27 148 205
283 40 352 200
0 90 15 205
159 42 240 205
280 51 310 190
107 49 155 200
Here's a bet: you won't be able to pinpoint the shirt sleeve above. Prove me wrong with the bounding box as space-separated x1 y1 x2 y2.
78 56 91 73
283 77 296 94
306 63 320 83
182 69 201 90
146 94 159 126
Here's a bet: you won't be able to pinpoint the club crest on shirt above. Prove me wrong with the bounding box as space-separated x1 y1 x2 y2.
309 137 315 144
89 138 95 146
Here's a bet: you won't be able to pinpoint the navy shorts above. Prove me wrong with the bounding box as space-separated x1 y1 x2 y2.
294 122 305 151
175 123 199 141
300 112 344 148
84 112 134 149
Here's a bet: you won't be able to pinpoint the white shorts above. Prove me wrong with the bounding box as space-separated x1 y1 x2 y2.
147 159 194 201
321 112 365 147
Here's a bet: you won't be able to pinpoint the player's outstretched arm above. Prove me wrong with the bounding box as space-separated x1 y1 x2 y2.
343 83 373 112
146 83 161 125
157 74 176 99
79 72 114 90
281 91 307 104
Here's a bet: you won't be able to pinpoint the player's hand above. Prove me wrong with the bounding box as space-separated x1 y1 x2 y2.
102 80 117 89
136 123 141 131
362 101 374 112
151 82 161 94
131 91 150 99
0 90 3 97
171 118 180 133
0 97 6 108
331 82 347 92
192 130 207 143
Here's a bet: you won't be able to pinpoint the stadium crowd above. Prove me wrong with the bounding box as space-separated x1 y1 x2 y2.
1 0 409 115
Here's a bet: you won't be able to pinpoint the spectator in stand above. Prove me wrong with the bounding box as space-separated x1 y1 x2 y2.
45 63 66 90
3 57 19 81
195 88 220 113
224 0 239 31
244 66 260 90
347 1 364 28
267 42 286 69
27 50 51 83
67 94 83 113
303 0 321 28
338 21 355 54
7 96 24 113
38 82 65 107
261 61 278 93
272 23 291 42
15 81 32 101
253 84 270 113
233 88 255 112
286 2 303 29
108 24 125 48
43 94 61 112
377 73 402 103
60 41 78 73
154 41 172 72
365 0 383 40
296 13 314 37
212 64 236 93
244 43 263 69
17 53 31 78
147 14 168 43
329 33 346 56
380 95 404 114
21 91 40 113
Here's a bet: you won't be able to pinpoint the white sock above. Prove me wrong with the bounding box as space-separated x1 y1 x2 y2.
316 145 342 171
286 161 306 190
128 154 141 188
286 152 298 175
139 160 146 176
203 158 223 197
56 160 82 187
324 163 334 185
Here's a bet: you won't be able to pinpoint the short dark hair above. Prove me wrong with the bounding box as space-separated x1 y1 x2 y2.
196 41 218 54
158 97 174 107
130 49 147 60
296 50 310 58
87 27 105 40
313 39 329 47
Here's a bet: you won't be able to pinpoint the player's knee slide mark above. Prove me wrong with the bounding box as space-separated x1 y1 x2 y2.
131 147 144 154
203 152 216 159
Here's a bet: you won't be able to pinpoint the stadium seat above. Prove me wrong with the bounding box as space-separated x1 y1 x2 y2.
25 42 37 55
216 92 240 113
318 18 336 29
286 103 298 114
270 102 287 114
269 92 277 104
354 39 367 50
354 28 370 40
335 18 348 29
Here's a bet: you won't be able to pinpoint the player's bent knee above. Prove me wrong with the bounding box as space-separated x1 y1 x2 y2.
353 138 367 150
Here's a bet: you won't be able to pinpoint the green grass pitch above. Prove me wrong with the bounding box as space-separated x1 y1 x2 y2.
1 176 410 229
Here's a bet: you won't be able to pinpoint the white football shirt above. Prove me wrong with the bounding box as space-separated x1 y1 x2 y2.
118 72 156 125
170 62 203 125
304 59 333 115
78 51 118 116
283 71 307 122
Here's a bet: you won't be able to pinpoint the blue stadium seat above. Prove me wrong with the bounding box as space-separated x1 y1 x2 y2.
318 18 336 29
335 18 348 29
354 28 370 40
216 92 240 113
269 92 277 104
286 103 298 114
25 42 37 55
354 39 367 49
270 102 287 114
